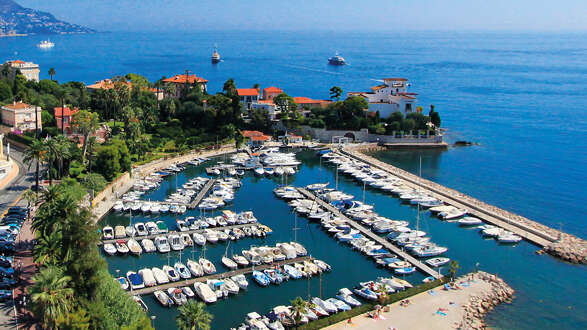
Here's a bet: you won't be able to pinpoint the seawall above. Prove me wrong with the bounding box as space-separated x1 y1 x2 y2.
341 143 586 264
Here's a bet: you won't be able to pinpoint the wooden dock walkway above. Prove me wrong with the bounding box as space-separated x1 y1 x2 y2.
98 222 265 245
296 188 442 279
130 256 313 296
188 179 216 209
337 149 555 247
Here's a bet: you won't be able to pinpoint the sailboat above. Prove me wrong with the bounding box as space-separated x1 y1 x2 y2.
222 242 238 270
211 44 221 64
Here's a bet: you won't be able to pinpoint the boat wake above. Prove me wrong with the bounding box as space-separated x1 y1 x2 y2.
279 64 344 75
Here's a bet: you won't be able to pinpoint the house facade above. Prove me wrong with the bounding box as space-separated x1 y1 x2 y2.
162 74 208 98
4 60 40 82
348 78 418 118
1 102 42 131
262 87 283 101
54 107 79 134
242 130 272 147
237 88 260 111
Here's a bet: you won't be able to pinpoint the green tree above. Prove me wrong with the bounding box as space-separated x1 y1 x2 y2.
0 80 13 101
176 301 213 330
274 93 297 113
429 105 441 128
71 110 100 161
48 67 56 81
29 266 74 329
56 307 91 330
290 297 307 325
24 138 46 191
55 87 71 135
33 230 63 266
94 145 120 181
329 86 343 101
448 260 460 281
235 130 244 149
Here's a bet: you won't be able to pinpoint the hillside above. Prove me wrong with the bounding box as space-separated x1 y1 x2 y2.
0 0 95 35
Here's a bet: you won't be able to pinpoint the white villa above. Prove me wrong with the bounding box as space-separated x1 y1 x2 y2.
348 78 418 118
3 60 40 82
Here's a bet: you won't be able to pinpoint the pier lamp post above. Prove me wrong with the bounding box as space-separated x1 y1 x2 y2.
150 315 156 327
438 266 443 278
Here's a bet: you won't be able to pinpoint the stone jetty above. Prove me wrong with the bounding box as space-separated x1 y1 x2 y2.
341 143 586 264
458 272 515 329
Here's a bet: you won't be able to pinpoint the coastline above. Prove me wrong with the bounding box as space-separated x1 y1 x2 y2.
324 272 514 330
341 143 586 264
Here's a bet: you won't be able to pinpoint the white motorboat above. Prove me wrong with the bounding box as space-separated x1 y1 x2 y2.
167 287 188 305
199 258 216 274
145 221 159 235
311 297 337 314
203 229 218 243
254 167 265 176
174 262 191 279
194 282 217 303
182 286 195 299
134 223 148 236
440 208 467 220
117 277 129 290
138 268 156 287
353 286 378 301
326 298 351 312
154 290 173 307
154 236 171 253
115 240 129 254
458 217 483 226
290 242 307 256
127 238 143 255
141 239 156 253
125 225 136 237
223 278 240 295
193 232 206 246
114 225 126 238
152 267 169 284
181 233 194 247
336 288 361 307
102 226 114 240
163 265 180 282
187 259 204 277
411 245 448 258
222 256 238 270
126 271 144 290
169 234 185 251
426 257 451 267
113 202 124 212
497 232 522 243
277 243 297 259
103 243 116 256
232 255 249 267
38 39 55 48
231 274 249 289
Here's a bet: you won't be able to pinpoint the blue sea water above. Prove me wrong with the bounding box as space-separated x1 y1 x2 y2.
2 31 586 329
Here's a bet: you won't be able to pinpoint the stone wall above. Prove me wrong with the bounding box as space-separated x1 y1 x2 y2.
297 126 443 144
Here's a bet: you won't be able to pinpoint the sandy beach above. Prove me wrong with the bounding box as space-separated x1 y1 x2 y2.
325 275 494 330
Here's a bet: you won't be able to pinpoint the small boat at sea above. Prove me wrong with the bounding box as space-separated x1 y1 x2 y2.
182 286 195 299
199 258 216 274
252 270 270 286
152 267 169 284
426 257 451 267
114 225 126 238
141 239 156 253
126 271 144 290
222 256 238 270
193 232 206 246
497 231 522 244
394 267 416 275
211 45 221 64
138 268 156 287
127 238 142 255
254 167 265 176
167 287 187 306
336 288 361 307
134 223 148 236
187 259 204 277
145 222 159 235
154 236 170 253
163 265 180 282
458 217 483 226
133 296 148 312
156 221 168 233
102 226 114 240
115 240 129 254
103 243 116 256
174 262 191 279
38 39 55 48
353 287 378 301
326 298 351 312
328 51 346 65
194 282 217 303
231 274 249 289
116 277 129 290
154 290 173 307
311 297 337 314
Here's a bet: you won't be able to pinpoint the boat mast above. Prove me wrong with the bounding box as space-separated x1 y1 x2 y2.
293 212 300 242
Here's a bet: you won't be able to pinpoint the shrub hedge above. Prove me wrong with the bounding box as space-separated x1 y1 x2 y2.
296 278 445 329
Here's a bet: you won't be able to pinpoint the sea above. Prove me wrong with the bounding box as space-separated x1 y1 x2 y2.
1 31 585 329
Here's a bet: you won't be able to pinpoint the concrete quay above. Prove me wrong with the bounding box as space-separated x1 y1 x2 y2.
296 188 442 279
188 179 216 209
130 256 313 296
340 144 586 264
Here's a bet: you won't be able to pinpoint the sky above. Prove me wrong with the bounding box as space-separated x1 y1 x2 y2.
17 0 587 32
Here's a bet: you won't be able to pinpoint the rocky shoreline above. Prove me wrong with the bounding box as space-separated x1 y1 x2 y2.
343 143 586 265
458 272 515 329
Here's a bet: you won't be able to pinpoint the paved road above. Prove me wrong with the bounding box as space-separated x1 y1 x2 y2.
0 146 35 216
0 144 36 330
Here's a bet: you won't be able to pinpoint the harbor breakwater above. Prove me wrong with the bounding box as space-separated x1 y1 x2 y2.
459 272 515 330
341 143 586 264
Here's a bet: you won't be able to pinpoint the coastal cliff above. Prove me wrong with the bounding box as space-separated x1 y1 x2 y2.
0 0 95 36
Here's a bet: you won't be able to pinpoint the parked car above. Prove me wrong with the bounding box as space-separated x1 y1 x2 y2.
0 290 11 301
0 267 14 277
0 278 16 289
0 257 13 268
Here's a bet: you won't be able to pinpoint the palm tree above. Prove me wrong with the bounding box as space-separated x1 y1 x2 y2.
33 231 63 266
22 189 38 217
48 67 56 81
176 300 213 330
44 137 58 185
23 139 46 191
52 135 71 178
448 260 460 281
290 296 307 326
29 266 74 329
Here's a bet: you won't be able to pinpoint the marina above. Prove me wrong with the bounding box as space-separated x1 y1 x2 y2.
99 149 586 329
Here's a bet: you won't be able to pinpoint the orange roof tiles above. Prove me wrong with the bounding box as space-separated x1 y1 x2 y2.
54 107 79 117
237 88 259 96
371 84 387 91
242 130 265 137
252 135 271 141
2 102 33 110
263 86 283 93
87 79 133 90
163 74 208 84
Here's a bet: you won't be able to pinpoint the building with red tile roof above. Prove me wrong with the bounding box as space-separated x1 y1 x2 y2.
242 130 265 138
162 73 208 98
262 86 283 100
4 60 40 82
346 77 418 118
237 89 260 111
54 107 79 134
